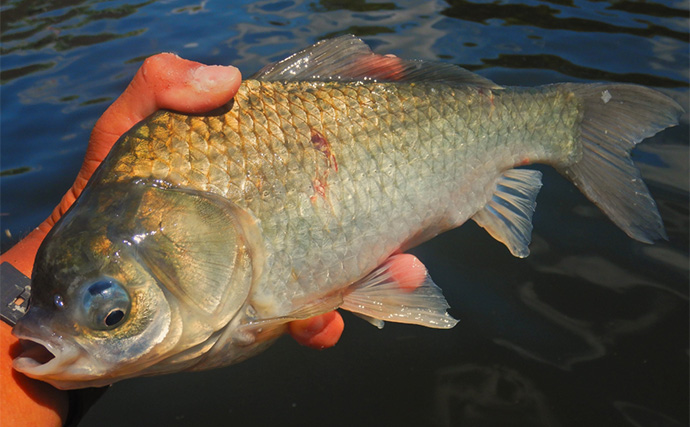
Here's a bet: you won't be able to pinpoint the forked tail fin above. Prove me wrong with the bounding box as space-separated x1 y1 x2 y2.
558 84 684 243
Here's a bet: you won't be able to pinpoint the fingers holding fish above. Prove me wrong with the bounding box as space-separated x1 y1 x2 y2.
69 56 241 217
94 53 241 142
383 253 427 293
46 55 242 230
288 311 344 350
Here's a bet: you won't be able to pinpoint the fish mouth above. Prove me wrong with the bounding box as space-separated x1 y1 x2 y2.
16 339 56 366
12 333 81 379
10 312 92 390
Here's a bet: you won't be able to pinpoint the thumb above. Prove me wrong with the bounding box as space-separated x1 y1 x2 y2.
47 53 241 227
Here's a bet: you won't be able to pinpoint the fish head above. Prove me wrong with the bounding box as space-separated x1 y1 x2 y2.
12 181 258 389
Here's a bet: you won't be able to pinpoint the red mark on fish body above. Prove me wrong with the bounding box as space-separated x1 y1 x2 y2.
310 129 338 202
311 177 327 202
311 129 338 172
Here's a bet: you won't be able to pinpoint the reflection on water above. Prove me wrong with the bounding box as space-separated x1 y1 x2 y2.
443 0 688 41
1 1 151 57
467 53 685 87
234 0 448 70
434 364 557 427
310 0 399 12
615 401 687 427
1 0 688 426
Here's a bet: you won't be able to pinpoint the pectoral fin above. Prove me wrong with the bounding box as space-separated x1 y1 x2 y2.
472 169 542 258
340 256 458 329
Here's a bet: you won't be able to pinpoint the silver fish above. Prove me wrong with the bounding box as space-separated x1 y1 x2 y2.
12 36 683 389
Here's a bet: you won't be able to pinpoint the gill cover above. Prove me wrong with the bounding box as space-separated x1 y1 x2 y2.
129 183 260 329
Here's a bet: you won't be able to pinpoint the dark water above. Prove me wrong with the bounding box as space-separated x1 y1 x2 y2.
1 0 688 426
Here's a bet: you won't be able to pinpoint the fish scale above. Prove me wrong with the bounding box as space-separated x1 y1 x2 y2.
100 80 578 315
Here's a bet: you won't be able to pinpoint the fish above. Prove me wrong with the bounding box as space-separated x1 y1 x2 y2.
12 35 683 389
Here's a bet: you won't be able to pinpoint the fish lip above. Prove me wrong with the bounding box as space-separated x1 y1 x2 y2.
11 330 81 379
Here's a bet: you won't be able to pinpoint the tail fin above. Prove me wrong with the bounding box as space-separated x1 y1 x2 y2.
559 84 684 243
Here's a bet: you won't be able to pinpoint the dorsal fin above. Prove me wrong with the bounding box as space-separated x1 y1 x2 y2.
252 35 501 89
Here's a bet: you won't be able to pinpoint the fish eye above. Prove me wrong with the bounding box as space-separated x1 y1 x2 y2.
81 279 131 330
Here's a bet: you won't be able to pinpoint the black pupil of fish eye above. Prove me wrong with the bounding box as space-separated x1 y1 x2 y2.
105 309 125 327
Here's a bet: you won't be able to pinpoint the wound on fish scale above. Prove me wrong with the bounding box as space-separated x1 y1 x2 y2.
309 129 338 202
311 129 338 172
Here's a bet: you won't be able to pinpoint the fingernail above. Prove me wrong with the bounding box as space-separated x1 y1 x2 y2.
191 65 240 92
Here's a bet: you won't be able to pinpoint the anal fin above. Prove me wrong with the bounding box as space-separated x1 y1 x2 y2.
472 169 542 258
